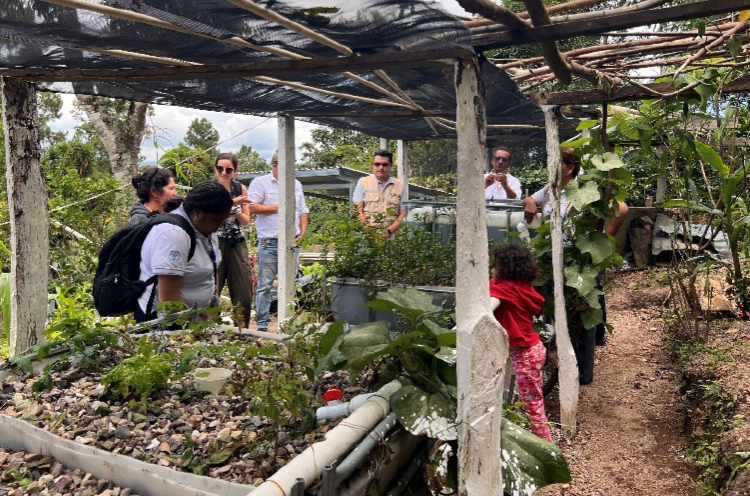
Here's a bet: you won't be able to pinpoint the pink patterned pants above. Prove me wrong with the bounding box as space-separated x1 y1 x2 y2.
509 341 553 442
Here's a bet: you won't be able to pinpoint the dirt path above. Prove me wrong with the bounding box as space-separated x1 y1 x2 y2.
538 271 698 496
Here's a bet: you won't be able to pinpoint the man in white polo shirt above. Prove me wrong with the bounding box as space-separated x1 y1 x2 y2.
247 153 309 332
485 147 522 201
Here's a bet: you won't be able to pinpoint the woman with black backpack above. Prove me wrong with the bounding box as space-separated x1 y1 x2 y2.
213 153 254 328
135 181 234 322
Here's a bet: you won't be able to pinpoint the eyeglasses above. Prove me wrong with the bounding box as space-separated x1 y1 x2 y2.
215 165 234 174
492 156 510 162
373 162 391 168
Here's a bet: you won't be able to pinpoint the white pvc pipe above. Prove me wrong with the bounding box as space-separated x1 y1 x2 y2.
251 380 402 496
0 414 254 496
315 392 383 420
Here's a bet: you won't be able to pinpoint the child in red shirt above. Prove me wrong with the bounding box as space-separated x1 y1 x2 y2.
490 243 552 442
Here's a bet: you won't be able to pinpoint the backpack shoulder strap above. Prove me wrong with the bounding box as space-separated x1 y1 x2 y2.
150 214 197 261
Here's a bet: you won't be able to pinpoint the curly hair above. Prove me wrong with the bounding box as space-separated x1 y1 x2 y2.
131 167 173 203
492 243 539 283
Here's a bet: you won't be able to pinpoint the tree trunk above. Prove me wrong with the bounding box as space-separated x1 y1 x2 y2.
2 77 49 356
75 95 148 184
543 106 579 438
455 58 506 496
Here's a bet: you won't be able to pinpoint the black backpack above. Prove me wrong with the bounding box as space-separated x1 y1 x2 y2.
93 214 196 316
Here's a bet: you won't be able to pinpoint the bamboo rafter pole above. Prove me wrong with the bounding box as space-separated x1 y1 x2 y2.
2 34 413 109
465 0 608 27
37 0 305 60
497 22 740 70
37 0 417 110
674 21 750 78
222 0 438 132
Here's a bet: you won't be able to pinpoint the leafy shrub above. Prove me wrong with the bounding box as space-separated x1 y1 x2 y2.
102 337 174 407
314 214 456 287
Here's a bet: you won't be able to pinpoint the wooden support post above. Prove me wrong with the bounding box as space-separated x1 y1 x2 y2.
379 138 388 150
542 105 579 438
656 175 666 203
1 77 49 356
455 58 506 496
277 115 296 326
397 140 410 200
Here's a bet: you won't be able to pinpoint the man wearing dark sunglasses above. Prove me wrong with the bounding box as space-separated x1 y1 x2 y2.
485 147 522 200
352 149 405 237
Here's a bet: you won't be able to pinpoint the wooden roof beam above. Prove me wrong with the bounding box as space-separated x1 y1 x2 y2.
472 0 750 49
0 48 468 82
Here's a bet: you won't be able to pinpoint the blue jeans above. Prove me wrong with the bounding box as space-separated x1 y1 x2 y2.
256 238 299 329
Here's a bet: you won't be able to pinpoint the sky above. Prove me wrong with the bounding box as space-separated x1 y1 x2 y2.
47 0 472 166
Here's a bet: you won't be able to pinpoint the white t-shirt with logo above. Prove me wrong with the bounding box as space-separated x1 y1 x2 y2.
137 205 221 314
484 172 522 200
247 173 309 239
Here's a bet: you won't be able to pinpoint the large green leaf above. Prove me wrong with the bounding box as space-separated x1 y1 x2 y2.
564 265 599 296
565 181 600 211
421 320 456 347
339 321 391 362
575 232 614 265
695 141 728 179
582 287 603 310
589 152 624 171
435 346 457 365
502 419 572 494
724 161 749 206
320 321 345 356
390 385 457 441
580 308 603 330
366 288 441 320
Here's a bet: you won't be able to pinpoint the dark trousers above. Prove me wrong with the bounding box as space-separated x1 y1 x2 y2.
217 238 254 328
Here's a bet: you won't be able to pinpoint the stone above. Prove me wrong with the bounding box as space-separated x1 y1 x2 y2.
120 489 132 496
114 426 130 440
24 453 45 462
218 428 231 441
25 481 42 494
53 475 73 493
50 462 64 478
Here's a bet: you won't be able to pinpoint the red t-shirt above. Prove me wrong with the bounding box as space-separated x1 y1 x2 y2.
489 278 545 347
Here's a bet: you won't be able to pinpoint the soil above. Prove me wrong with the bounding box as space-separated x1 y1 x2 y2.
538 269 699 496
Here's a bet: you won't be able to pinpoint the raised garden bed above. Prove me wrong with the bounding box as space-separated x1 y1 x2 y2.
0 328 355 487
0 446 143 496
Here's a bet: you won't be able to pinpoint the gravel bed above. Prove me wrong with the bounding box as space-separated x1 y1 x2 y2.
0 329 354 486
0 447 142 496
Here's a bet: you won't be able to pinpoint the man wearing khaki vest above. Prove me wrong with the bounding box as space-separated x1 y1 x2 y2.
352 149 405 237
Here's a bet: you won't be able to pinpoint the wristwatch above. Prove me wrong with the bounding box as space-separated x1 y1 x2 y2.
386 228 393 237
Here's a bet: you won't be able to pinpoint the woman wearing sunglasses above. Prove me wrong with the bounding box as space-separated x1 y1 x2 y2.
213 153 254 328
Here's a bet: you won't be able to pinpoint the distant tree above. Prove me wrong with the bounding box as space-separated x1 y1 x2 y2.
235 144 270 172
75 95 150 185
37 92 63 145
299 128 380 172
158 144 213 186
184 117 219 152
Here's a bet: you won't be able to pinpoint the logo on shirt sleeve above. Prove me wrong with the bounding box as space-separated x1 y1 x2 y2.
168 250 182 263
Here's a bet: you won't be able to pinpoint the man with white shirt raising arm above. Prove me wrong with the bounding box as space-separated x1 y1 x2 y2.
485 147 522 201
247 152 309 332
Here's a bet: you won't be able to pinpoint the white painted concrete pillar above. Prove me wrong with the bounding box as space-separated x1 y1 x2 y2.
379 138 388 150
542 106 579 438
277 115 296 326
455 58 507 496
397 140 410 201
1 77 49 356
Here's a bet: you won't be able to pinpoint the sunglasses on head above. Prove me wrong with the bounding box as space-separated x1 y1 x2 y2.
215 165 234 174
